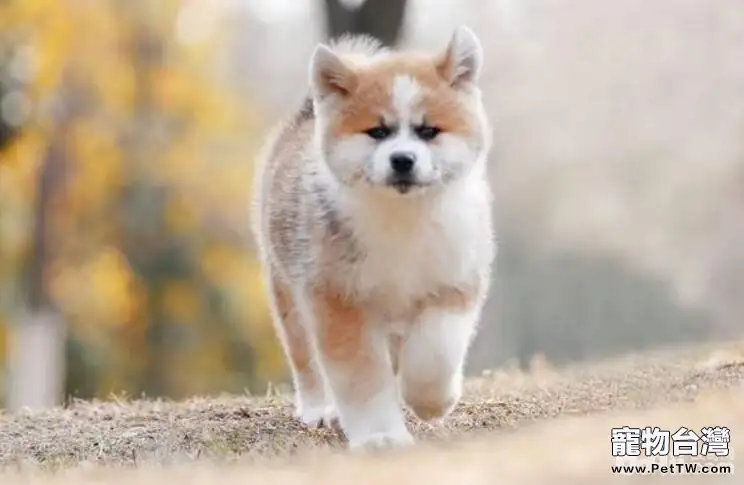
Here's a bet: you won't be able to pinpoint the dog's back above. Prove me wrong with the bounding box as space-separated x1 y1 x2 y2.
250 93 316 281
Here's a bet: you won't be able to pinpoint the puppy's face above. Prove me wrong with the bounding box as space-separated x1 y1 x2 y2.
310 28 490 197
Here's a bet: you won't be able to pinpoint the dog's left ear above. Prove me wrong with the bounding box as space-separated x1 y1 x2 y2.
309 43 358 100
435 26 484 89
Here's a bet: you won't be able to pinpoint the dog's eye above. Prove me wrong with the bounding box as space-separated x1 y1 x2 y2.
415 125 441 141
365 126 392 140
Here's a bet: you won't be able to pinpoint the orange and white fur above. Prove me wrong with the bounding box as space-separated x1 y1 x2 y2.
251 26 495 451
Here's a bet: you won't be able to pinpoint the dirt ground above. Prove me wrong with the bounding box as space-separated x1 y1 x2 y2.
1 340 743 484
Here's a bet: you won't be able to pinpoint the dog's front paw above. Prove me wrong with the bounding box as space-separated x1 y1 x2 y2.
298 403 340 430
348 429 415 453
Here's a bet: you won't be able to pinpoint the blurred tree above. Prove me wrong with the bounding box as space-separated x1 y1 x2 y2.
0 0 276 406
6 99 69 411
322 0 408 47
1 30 67 410
0 36 23 404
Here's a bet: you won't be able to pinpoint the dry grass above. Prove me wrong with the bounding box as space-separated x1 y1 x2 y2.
1 340 743 484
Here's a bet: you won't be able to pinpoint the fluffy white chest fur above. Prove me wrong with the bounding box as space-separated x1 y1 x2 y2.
337 171 493 315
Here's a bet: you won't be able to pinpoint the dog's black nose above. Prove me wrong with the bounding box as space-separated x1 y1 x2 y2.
390 152 416 174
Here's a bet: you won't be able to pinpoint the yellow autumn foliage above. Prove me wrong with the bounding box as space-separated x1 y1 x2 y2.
0 0 280 401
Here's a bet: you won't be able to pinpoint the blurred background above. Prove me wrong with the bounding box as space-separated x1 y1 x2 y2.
0 0 742 411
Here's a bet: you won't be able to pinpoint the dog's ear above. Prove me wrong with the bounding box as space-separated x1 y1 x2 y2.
310 44 358 99
435 26 484 89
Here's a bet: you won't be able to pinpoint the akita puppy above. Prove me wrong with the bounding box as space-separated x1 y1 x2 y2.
251 26 495 451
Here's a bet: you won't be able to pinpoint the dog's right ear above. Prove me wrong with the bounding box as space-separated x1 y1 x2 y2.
435 26 484 89
309 44 358 99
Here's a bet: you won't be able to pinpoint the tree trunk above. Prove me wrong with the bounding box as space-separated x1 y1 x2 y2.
6 116 68 411
322 0 408 47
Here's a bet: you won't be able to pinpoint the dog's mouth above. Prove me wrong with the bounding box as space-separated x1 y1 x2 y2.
362 172 436 196
391 179 415 194
386 174 427 195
